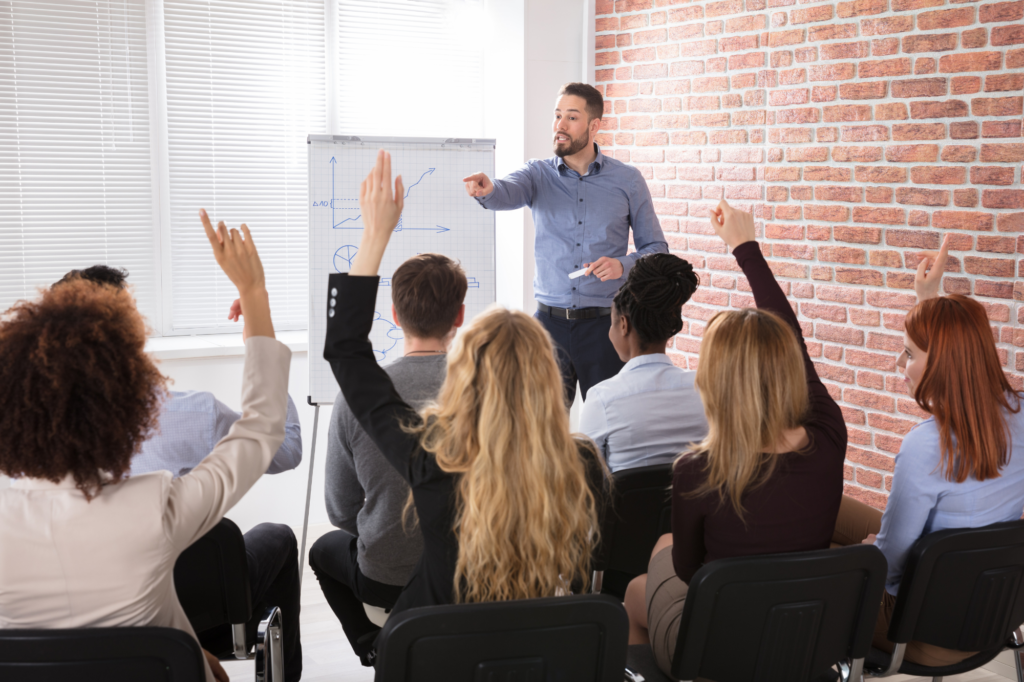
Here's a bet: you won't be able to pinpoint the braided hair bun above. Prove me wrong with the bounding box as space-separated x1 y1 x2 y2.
612 253 699 346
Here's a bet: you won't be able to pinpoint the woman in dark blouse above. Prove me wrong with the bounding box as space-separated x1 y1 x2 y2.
322 152 608 662
624 200 848 675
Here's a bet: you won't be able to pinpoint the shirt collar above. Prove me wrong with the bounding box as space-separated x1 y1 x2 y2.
555 143 605 175
621 353 675 372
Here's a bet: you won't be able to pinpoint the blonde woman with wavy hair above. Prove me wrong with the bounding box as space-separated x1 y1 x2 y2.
624 200 848 676
322 152 606 663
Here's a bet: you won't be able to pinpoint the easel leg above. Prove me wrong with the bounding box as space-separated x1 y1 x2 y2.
298 404 320 588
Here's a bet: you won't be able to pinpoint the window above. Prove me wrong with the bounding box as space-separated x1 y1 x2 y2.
0 0 487 335
0 0 159 323
162 0 326 332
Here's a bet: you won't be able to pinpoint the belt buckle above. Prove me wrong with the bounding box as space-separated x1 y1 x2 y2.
565 308 572 320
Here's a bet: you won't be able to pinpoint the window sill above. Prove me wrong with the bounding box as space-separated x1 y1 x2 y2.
145 330 308 360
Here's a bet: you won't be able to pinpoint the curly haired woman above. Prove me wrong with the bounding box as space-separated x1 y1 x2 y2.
0 213 291 682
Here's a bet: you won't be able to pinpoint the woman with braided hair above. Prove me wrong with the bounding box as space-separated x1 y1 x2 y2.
579 252 708 473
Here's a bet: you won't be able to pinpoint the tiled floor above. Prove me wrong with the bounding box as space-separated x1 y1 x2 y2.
221 523 1017 682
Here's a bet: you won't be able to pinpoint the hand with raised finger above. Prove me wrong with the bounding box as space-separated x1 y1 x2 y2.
200 208 273 339
199 209 265 297
462 172 493 197
710 199 756 250
914 232 951 302
584 256 625 282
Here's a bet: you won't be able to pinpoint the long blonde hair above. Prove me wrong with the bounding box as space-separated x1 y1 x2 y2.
683 308 809 517
414 306 602 603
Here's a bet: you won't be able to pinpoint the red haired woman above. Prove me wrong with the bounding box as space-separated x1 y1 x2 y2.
833 234 1024 666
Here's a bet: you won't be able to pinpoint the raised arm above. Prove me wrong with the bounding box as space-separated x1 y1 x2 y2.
165 211 290 551
710 200 845 448
466 163 536 211
324 150 425 485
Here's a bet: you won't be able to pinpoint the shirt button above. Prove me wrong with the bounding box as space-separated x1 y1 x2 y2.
578 177 582 181
328 309 335 318
576 243 580 246
331 287 337 297
578 221 582 225
572 287 576 291
579 198 583 202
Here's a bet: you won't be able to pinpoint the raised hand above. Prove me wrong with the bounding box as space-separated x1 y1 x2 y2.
709 199 756 250
350 150 403 277
200 209 266 296
200 208 273 339
914 233 951 302
584 256 624 282
462 172 493 198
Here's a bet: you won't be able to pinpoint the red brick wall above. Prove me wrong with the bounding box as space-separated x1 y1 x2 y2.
594 0 1023 509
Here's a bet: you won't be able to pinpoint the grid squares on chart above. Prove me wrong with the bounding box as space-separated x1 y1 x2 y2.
308 137 496 404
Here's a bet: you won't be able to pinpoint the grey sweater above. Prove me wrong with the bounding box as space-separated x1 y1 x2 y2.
325 354 446 586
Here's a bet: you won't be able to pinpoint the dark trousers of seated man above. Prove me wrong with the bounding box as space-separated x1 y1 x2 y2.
534 307 625 405
197 523 303 681
309 529 405 665
831 496 975 668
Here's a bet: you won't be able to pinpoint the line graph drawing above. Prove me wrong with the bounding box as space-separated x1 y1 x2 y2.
404 168 435 198
370 311 404 362
333 245 359 272
323 157 439 230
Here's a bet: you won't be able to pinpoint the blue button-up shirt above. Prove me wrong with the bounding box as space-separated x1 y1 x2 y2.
130 390 303 478
579 353 708 473
477 145 668 308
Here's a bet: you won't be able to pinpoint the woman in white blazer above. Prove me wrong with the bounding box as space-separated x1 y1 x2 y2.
0 211 290 682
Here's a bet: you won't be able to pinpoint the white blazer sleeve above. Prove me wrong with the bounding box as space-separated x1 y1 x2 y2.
162 335 292 550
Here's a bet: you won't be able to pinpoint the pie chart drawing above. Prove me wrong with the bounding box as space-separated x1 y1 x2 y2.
334 245 359 272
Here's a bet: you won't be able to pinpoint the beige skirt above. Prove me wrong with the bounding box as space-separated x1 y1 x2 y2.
645 546 690 676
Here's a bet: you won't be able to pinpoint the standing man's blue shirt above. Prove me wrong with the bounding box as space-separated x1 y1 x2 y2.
477 145 668 308
131 390 303 478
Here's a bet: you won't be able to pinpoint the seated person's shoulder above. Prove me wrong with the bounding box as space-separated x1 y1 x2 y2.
672 450 706 487
896 417 941 466
163 389 217 413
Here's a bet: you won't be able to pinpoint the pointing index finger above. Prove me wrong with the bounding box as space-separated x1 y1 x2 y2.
199 209 221 251
383 151 393 201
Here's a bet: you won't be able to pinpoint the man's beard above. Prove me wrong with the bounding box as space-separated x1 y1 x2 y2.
553 132 589 158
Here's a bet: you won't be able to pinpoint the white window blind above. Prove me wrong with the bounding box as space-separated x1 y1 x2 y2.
162 0 325 333
0 0 158 323
336 0 485 137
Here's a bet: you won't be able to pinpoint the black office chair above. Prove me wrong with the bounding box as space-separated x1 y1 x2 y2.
373 594 628 681
626 544 888 682
174 518 284 682
0 626 205 682
865 519 1024 681
591 463 673 598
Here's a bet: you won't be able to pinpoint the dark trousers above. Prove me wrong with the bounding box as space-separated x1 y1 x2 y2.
534 308 626 403
308 530 405 664
198 523 303 682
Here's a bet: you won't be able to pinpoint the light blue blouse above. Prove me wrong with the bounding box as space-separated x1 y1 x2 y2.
579 353 708 473
876 399 1024 595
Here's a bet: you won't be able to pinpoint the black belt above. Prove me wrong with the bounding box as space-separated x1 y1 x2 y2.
537 303 611 320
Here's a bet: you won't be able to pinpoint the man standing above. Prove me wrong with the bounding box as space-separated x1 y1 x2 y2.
464 82 667 402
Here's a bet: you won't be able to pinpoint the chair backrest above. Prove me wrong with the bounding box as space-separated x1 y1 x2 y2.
173 517 252 634
887 519 1024 652
592 463 673 576
374 595 628 682
672 544 888 682
0 627 205 682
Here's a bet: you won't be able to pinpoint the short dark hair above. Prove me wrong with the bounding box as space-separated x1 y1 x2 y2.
613 254 700 346
0 279 166 500
56 265 129 290
391 253 468 339
558 82 604 121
